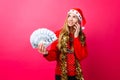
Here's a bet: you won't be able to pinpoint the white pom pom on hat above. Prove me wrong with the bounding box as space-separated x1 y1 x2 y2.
68 8 86 30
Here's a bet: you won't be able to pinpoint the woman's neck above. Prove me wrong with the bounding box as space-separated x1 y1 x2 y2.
69 26 75 34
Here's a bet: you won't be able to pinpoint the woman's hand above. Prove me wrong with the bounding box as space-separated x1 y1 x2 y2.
74 23 81 38
38 43 48 55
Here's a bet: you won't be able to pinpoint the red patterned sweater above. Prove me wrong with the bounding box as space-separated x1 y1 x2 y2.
43 30 88 76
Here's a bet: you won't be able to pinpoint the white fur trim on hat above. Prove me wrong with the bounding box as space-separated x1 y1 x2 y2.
68 9 82 21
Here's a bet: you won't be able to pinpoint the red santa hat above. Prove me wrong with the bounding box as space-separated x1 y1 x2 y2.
68 8 86 30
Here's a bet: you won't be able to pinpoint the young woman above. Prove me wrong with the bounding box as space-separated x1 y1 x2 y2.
38 8 88 80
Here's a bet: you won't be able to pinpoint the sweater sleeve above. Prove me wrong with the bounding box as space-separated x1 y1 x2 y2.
43 30 61 61
43 40 58 61
73 37 88 61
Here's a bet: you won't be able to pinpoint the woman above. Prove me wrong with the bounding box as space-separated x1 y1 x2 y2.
38 8 88 80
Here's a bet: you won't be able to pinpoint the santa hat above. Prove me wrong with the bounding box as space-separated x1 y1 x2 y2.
68 8 86 30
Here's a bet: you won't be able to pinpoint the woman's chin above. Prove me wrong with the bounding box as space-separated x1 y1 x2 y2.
68 24 75 27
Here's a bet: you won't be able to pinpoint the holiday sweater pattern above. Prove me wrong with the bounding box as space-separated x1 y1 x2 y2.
43 30 88 76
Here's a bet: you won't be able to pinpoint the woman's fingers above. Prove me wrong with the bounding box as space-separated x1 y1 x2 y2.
75 23 80 30
43 45 46 52
38 43 45 53
41 44 44 52
38 43 48 55
74 23 81 38
74 25 77 30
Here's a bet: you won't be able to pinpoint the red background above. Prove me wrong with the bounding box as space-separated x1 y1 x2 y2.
0 0 120 80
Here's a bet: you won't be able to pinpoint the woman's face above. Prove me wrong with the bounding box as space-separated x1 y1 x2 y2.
67 13 79 27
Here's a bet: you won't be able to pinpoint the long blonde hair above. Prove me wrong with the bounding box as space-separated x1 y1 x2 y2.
57 17 86 80
57 17 86 52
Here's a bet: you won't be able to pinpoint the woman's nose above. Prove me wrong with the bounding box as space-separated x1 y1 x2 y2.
68 17 73 21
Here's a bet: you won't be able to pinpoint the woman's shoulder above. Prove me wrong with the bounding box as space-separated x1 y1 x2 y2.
54 29 62 38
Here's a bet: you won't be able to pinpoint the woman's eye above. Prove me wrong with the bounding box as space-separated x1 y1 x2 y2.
73 16 76 18
68 15 70 17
